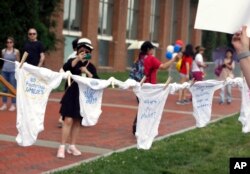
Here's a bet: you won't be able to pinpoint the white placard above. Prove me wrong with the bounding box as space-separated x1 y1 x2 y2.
194 0 250 36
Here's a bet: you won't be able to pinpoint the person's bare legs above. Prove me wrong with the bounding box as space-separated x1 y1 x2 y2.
61 117 73 144
67 120 81 156
57 117 73 158
177 76 186 104
69 120 80 144
58 116 63 128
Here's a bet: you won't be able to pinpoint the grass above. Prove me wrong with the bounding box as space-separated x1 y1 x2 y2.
53 114 250 174
98 70 169 83
52 70 170 92
0 70 169 92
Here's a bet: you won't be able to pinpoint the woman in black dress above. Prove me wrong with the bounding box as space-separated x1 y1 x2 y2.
57 38 99 158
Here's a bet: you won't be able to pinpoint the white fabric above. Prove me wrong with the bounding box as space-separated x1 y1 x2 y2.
192 53 204 72
133 83 181 150
227 77 250 133
195 0 250 36
112 78 137 89
189 80 224 128
71 75 113 126
15 62 64 146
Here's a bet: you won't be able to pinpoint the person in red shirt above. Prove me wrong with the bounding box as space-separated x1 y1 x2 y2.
141 41 177 83
176 44 194 105
132 41 178 134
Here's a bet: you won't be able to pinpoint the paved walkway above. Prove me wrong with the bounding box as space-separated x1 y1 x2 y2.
0 87 241 174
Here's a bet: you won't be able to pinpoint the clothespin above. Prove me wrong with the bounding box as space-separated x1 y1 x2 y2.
85 60 90 67
190 78 196 87
19 51 29 68
67 75 71 87
111 78 115 88
163 76 172 89
65 71 72 87
223 78 229 85
140 76 146 86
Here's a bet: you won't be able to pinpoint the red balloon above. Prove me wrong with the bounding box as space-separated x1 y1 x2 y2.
175 40 184 47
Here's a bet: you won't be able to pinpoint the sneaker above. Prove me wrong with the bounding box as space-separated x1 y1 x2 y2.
67 145 81 156
57 122 63 128
57 145 65 158
176 100 185 105
58 116 63 128
9 105 16 112
227 101 231 105
219 101 224 105
183 99 190 104
0 104 7 111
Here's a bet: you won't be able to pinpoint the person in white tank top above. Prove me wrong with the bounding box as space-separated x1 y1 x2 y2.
0 36 20 112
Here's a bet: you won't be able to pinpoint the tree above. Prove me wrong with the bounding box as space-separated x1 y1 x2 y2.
0 0 61 55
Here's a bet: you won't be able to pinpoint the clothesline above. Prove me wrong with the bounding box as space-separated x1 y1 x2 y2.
11 61 249 149
0 57 15 64
0 51 28 68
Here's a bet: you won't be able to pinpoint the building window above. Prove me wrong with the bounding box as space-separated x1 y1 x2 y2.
98 40 110 66
98 0 114 36
126 0 139 39
150 0 160 42
63 0 82 31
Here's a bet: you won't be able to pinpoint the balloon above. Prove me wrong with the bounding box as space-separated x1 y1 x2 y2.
174 44 181 52
172 53 178 59
175 40 184 47
166 45 174 53
165 51 172 59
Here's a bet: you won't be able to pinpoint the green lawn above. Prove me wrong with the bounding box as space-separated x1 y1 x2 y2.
98 70 169 83
51 70 170 92
54 114 250 174
0 70 169 92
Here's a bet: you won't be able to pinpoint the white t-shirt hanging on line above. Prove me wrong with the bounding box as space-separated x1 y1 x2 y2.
133 82 185 150
227 77 250 133
71 75 113 126
189 80 224 128
15 62 65 146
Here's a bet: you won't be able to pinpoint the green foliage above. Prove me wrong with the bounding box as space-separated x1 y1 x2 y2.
202 31 231 61
0 0 61 53
202 31 216 61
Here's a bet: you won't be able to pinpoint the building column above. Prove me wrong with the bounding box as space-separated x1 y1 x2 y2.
45 0 64 71
137 0 151 40
81 0 99 66
109 0 128 71
190 2 202 46
176 0 190 43
156 0 173 61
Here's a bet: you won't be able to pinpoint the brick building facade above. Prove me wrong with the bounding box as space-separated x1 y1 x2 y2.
45 0 202 72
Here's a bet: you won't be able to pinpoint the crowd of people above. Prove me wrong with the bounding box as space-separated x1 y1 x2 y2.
0 27 99 158
1 25 250 159
174 42 237 106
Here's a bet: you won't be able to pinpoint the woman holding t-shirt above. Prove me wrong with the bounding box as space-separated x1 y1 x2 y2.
132 41 178 134
57 38 99 159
